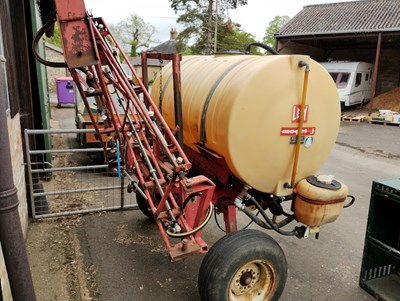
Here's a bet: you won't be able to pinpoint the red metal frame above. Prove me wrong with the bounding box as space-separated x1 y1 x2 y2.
53 0 223 261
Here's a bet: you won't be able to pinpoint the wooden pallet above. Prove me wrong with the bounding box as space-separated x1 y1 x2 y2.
341 114 366 122
368 119 400 127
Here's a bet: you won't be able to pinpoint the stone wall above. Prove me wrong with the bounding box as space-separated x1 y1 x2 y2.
0 112 29 301
7 112 28 233
0 247 12 301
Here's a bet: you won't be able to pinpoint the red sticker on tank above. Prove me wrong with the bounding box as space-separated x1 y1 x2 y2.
292 105 309 123
280 127 316 136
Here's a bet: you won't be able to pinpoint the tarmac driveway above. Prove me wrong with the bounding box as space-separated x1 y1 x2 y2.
76 118 399 301
27 113 400 301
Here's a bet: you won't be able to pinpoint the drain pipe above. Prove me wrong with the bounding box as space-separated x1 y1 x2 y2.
0 96 36 299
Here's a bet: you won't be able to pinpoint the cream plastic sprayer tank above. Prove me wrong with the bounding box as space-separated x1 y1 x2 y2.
151 55 340 195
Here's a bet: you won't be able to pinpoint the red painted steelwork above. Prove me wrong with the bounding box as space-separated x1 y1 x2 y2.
53 0 219 261
55 0 97 68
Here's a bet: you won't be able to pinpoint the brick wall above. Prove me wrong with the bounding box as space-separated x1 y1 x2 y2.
376 48 400 94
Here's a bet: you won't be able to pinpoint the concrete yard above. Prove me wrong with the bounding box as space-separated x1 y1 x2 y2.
26 103 399 301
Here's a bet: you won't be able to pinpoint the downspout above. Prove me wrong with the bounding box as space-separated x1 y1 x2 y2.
368 32 382 116
0 90 36 300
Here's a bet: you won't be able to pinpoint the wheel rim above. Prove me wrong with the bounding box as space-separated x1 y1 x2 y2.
228 260 277 301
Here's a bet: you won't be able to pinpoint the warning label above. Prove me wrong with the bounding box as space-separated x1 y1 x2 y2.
280 127 316 136
292 105 309 123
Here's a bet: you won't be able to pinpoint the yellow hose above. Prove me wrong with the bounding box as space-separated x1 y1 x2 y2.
291 62 310 187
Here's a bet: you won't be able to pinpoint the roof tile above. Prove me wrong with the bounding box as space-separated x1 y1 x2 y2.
277 0 400 37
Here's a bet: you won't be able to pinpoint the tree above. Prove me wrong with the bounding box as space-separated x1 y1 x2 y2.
263 15 290 49
170 0 248 55
216 19 259 54
178 18 258 55
109 13 158 57
44 23 62 47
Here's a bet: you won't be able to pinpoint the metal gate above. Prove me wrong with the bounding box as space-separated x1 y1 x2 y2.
25 128 137 218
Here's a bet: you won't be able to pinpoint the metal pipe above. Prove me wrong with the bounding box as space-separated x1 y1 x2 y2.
33 184 126 197
140 52 149 92
0 74 36 301
31 164 107 173
172 53 184 147
29 148 105 155
369 236 400 257
26 128 96 134
36 204 138 219
24 128 36 232
120 174 125 209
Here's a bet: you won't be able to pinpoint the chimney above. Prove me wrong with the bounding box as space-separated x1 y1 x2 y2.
170 28 178 40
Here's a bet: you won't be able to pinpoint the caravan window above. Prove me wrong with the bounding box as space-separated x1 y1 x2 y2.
355 73 362 87
329 72 350 88
338 73 350 88
329 72 339 83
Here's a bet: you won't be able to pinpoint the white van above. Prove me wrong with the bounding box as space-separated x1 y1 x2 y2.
320 61 374 109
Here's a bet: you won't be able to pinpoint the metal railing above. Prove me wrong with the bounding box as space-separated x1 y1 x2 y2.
25 128 137 218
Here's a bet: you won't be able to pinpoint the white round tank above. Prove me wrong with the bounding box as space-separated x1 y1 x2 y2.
150 55 340 195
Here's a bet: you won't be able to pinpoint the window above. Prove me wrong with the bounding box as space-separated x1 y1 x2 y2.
329 72 350 89
338 73 350 88
0 19 10 113
329 72 339 82
365 73 369 81
355 73 362 87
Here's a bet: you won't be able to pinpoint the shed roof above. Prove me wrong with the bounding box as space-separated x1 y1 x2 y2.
148 40 178 54
128 57 166 67
277 0 400 38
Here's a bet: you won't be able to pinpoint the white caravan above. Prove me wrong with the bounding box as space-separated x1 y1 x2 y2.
320 61 374 108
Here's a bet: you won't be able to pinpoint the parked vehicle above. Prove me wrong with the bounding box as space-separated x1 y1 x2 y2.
320 61 373 109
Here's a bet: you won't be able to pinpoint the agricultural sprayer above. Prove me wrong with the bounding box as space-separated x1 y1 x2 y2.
33 1 355 299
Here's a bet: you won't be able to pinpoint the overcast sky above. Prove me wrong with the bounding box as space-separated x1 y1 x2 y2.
84 0 357 46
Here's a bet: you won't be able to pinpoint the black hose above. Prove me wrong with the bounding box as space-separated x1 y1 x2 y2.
182 193 202 209
240 206 271 229
214 208 262 233
245 42 279 55
32 12 68 68
249 197 298 236
343 195 355 208
235 200 296 232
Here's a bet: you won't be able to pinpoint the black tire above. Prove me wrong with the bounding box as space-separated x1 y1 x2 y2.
198 229 287 301
136 187 156 220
